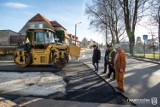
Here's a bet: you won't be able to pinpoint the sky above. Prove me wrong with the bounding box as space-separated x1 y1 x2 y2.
0 0 157 44
0 0 106 44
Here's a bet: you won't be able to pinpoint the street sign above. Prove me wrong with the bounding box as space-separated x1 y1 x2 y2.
143 35 148 41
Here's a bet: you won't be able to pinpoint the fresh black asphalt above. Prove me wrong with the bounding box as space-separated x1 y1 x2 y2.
0 62 134 106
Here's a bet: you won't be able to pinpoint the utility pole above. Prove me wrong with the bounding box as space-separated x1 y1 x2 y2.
75 22 81 46
158 6 160 60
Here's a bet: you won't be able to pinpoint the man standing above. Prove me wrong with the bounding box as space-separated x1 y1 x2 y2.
114 44 126 92
92 45 101 72
106 45 116 80
103 44 109 74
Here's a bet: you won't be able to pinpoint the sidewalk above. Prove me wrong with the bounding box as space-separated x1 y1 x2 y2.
83 58 160 106
0 97 17 107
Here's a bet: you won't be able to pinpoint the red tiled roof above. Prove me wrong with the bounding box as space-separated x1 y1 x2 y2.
28 13 53 28
28 13 66 30
50 21 66 30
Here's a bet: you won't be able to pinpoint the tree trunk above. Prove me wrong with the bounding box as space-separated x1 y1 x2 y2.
116 32 120 43
127 30 135 55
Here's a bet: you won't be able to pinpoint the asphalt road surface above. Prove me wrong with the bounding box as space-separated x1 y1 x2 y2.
0 62 134 106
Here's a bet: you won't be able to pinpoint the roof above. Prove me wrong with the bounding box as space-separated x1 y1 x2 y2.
28 13 53 29
28 13 66 30
0 29 18 34
50 21 66 30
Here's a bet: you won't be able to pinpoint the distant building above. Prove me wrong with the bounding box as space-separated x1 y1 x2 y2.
10 35 25 46
0 30 19 45
81 37 88 47
67 33 80 46
80 38 98 48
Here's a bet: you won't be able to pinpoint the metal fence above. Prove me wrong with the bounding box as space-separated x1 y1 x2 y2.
134 43 160 60
120 42 160 60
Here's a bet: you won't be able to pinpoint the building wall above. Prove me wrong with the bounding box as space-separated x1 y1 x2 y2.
19 21 54 35
0 30 18 45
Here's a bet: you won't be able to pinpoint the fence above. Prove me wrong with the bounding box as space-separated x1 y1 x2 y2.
120 42 160 60
0 46 17 60
134 43 160 60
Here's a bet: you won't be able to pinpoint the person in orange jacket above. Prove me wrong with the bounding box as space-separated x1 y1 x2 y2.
114 44 126 92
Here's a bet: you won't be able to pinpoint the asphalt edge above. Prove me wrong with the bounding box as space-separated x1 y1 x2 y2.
83 62 136 106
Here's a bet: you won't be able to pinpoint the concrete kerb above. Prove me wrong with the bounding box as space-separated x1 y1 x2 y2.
0 60 14 63
0 97 17 107
83 62 136 106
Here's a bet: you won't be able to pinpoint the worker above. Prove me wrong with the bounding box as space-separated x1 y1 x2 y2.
106 44 116 80
24 37 31 51
114 44 126 92
92 44 101 72
103 44 110 74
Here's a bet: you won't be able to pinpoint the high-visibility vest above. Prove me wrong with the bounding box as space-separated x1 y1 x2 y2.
108 49 116 62
25 37 30 43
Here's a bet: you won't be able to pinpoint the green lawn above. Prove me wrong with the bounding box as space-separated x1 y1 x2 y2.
134 53 160 59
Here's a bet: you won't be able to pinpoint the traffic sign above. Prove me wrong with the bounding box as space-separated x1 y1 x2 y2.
143 35 148 41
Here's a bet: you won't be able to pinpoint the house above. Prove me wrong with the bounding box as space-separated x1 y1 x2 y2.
0 30 19 45
19 13 79 45
81 37 88 47
67 33 80 46
88 39 97 48
10 35 25 45
80 38 98 48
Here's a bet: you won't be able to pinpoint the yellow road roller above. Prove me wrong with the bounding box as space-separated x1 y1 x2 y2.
14 28 80 68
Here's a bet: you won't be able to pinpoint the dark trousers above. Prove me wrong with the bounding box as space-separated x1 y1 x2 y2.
107 64 115 79
104 61 108 73
92 61 99 72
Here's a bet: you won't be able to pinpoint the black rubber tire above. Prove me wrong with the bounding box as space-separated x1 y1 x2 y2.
15 53 32 67
54 58 66 69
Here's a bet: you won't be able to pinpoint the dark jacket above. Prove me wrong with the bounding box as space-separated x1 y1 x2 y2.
104 49 109 62
92 48 101 63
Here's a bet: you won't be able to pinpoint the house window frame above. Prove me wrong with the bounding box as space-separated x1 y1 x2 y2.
30 24 35 28
39 24 43 28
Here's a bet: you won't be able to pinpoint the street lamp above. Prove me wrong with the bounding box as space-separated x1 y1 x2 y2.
75 22 81 46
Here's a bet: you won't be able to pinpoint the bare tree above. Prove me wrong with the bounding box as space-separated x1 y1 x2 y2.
118 0 150 55
85 0 125 45
150 0 160 50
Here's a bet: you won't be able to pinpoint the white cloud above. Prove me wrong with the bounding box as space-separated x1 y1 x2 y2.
5 2 30 8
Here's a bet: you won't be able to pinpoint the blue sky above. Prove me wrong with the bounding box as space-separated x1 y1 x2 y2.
0 0 156 44
0 0 105 44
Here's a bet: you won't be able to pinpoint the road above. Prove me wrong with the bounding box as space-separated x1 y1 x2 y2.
0 49 159 106
81 49 160 107
0 61 133 106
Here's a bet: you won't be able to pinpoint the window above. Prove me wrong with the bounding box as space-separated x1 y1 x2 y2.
45 31 50 43
50 32 55 43
30 24 35 28
39 24 43 28
34 30 45 44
